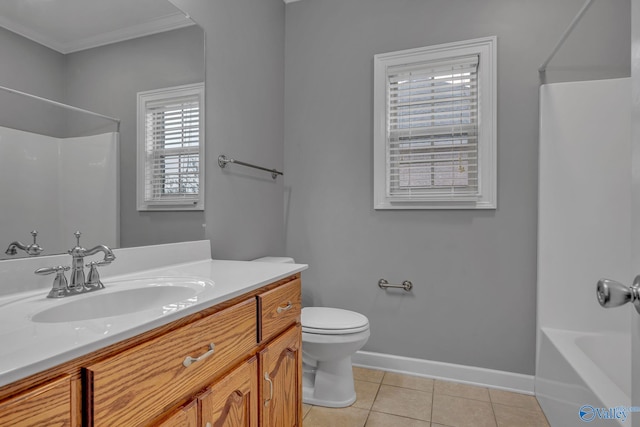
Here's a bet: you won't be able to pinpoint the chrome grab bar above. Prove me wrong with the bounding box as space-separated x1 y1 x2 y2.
378 279 413 292
218 154 283 180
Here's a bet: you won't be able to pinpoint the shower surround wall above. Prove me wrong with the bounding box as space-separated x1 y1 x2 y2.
537 78 631 427
0 127 118 257
284 0 630 377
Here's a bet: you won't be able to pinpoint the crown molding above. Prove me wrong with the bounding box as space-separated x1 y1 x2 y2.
0 12 194 54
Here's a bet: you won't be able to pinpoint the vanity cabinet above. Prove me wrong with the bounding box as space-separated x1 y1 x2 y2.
159 357 259 427
157 401 198 427
0 375 76 427
199 356 259 427
259 325 302 427
85 297 258 426
256 278 302 427
0 273 302 427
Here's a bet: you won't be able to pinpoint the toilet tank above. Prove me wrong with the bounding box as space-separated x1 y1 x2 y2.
252 256 295 264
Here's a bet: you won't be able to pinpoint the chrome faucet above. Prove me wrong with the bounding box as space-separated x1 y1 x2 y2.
36 231 116 298
68 231 116 291
5 230 43 256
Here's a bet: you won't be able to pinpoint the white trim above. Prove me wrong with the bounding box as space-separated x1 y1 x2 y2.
136 82 205 212
373 36 497 210
352 350 535 395
64 13 195 54
0 12 194 54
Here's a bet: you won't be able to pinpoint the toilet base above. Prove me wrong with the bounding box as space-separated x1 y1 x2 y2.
301 357 356 408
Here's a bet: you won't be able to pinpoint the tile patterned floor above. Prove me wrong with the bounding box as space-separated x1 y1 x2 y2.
302 367 550 427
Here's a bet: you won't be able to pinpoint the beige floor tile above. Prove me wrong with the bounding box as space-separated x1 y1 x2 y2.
493 403 550 427
353 367 385 383
434 380 490 402
489 389 542 412
432 394 497 427
303 406 369 427
382 372 434 392
352 380 381 410
303 404 313 418
364 411 430 427
371 384 432 421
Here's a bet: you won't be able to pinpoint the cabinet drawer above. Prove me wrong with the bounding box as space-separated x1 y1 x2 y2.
86 298 257 426
0 375 74 427
259 279 301 343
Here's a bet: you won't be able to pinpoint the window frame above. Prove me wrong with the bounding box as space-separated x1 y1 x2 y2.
373 36 497 210
136 82 205 211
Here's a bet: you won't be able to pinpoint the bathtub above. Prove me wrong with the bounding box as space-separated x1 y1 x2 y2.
536 328 630 427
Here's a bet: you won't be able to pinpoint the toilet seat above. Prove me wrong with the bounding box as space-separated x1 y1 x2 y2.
302 307 369 335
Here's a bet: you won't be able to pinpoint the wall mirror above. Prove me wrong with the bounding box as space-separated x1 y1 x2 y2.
0 0 205 260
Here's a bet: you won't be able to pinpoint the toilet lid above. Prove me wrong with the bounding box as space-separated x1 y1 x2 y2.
302 307 369 335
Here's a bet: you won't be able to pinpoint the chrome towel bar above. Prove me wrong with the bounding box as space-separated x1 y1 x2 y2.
218 154 283 180
378 279 413 292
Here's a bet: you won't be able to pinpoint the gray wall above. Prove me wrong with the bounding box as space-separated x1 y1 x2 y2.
65 26 206 248
169 0 286 260
284 0 630 375
0 27 67 137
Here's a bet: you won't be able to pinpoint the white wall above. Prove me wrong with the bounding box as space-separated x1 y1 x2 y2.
0 128 118 258
538 78 631 334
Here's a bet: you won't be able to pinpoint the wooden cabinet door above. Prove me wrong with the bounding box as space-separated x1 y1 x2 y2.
259 325 302 427
157 401 198 427
199 357 258 427
0 375 75 427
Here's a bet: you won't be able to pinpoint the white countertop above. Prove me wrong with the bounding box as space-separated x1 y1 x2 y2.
0 241 307 388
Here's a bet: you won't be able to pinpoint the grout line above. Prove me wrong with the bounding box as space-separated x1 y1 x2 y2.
431 380 436 425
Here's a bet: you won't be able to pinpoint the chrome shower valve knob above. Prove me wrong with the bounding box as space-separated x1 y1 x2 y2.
596 276 640 314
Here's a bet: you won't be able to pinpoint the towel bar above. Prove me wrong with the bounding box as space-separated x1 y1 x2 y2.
218 154 283 180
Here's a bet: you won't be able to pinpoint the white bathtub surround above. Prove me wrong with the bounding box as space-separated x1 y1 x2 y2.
0 126 118 258
537 78 631 427
352 350 535 395
0 240 308 387
538 328 630 427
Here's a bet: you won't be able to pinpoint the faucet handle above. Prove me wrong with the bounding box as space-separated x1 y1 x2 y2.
35 265 70 276
85 261 107 289
27 230 44 256
35 266 71 298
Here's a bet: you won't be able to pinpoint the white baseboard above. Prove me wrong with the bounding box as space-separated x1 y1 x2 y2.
352 350 535 395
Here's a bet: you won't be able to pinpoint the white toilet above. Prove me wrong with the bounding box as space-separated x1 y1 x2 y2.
252 257 370 408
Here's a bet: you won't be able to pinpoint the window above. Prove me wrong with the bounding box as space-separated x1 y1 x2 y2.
373 37 496 209
137 83 204 211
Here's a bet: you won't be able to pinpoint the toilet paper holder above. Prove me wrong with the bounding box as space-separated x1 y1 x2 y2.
378 279 413 292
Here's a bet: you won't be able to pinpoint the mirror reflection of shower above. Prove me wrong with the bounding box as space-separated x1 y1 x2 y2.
0 93 119 260
0 0 205 259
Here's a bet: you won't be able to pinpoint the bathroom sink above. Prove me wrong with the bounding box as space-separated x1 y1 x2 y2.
31 277 214 323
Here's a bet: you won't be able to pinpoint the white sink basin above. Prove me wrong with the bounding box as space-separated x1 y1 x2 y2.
31 277 214 323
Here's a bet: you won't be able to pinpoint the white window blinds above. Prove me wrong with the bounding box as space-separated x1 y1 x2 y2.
144 94 201 205
386 55 479 200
